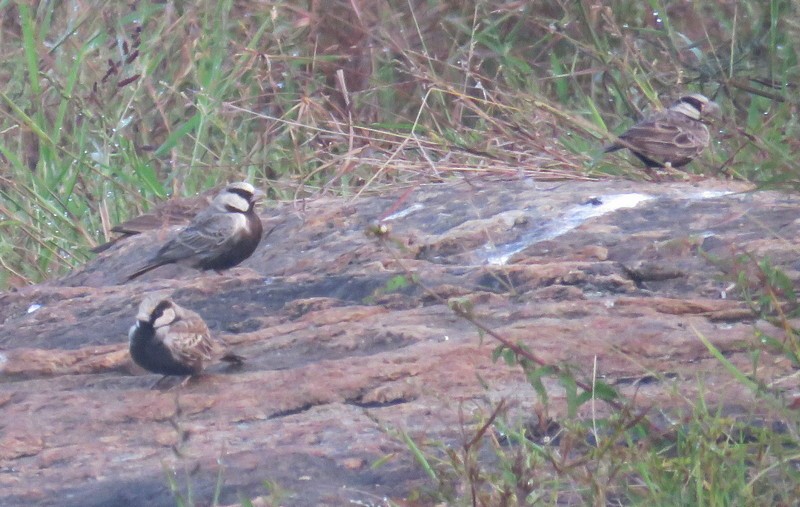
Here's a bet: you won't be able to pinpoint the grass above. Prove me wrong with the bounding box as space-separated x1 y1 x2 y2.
2 0 799 288
3 0 800 504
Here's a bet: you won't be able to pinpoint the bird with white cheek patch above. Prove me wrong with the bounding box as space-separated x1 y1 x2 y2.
126 181 264 280
129 295 244 384
604 93 720 170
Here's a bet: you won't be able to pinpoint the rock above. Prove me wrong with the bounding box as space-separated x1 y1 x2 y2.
1 178 797 505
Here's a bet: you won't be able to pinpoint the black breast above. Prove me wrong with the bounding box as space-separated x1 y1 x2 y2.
197 211 263 271
129 324 198 376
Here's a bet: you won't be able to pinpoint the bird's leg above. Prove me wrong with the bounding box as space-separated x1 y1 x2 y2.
644 167 664 182
151 375 172 390
662 162 683 177
645 162 694 182
150 375 192 390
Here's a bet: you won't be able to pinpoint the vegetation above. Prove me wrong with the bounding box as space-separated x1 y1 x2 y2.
366 226 800 506
3 0 800 504
2 0 797 287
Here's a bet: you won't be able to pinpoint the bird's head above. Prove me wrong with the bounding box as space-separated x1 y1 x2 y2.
136 295 178 329
670 93 720 121
213 182 265 213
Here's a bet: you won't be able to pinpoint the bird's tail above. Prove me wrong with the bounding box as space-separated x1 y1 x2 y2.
221 352 245 366
126 260 167 281
90 240 118 254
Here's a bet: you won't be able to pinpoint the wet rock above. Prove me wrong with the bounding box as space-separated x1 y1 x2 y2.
1 178 799 505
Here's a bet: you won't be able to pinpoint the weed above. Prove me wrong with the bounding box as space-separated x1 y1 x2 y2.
3 1 798 287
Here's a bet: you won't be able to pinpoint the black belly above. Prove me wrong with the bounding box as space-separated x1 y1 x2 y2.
130 331 197 376
196 217 263 271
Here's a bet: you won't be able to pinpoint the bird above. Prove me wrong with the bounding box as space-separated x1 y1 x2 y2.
604 93 720 169
126 181 264 280
91 188 218 254
128 295 244 379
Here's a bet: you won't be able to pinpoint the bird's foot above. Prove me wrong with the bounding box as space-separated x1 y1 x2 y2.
150 375 194 390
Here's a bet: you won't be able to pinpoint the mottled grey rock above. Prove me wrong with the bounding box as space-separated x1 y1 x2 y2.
1 178 797 505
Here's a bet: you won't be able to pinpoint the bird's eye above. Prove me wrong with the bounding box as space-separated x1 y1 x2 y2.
681 96 704 111
152 300 172 320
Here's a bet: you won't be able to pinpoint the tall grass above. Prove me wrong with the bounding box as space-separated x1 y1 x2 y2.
4 2 800 503
1 1 797 287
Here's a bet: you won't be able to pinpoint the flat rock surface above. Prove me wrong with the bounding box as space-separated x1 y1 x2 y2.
2 177 799 505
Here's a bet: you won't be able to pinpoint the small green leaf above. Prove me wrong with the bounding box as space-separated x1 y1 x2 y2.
590 380 620 402
153 113 201 157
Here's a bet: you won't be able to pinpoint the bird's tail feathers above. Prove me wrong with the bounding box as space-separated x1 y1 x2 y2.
126 260 166 281
90 240 119 254
221 352 245 366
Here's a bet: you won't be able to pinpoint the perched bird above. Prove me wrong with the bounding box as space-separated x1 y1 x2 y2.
92 188 218 254
126 182 264 280
604 93 720 169
129 295 244 378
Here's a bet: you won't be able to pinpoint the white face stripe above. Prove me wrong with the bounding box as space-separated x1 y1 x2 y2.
152 307 177 329
670 102 702 120
219 193 250 212
669 94 710 120
682 93 709 105
225 182 256 194
212 191 251 213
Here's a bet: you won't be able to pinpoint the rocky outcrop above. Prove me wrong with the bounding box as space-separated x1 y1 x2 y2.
1 178 797 505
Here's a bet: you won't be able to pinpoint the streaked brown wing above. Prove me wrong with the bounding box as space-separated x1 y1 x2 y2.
619 118 704 162
161 330 215 370
158 313 219 370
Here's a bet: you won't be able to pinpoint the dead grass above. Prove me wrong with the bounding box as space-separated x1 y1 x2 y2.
3 1 798 287
2 1 800 503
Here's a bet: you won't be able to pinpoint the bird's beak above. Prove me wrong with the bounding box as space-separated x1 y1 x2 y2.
252 188 266 202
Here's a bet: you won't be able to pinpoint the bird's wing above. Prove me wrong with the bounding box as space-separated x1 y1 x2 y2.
95 193 216 254
156 212 238 262
111 196 212 235
159 317 219 369
618 118 705 160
